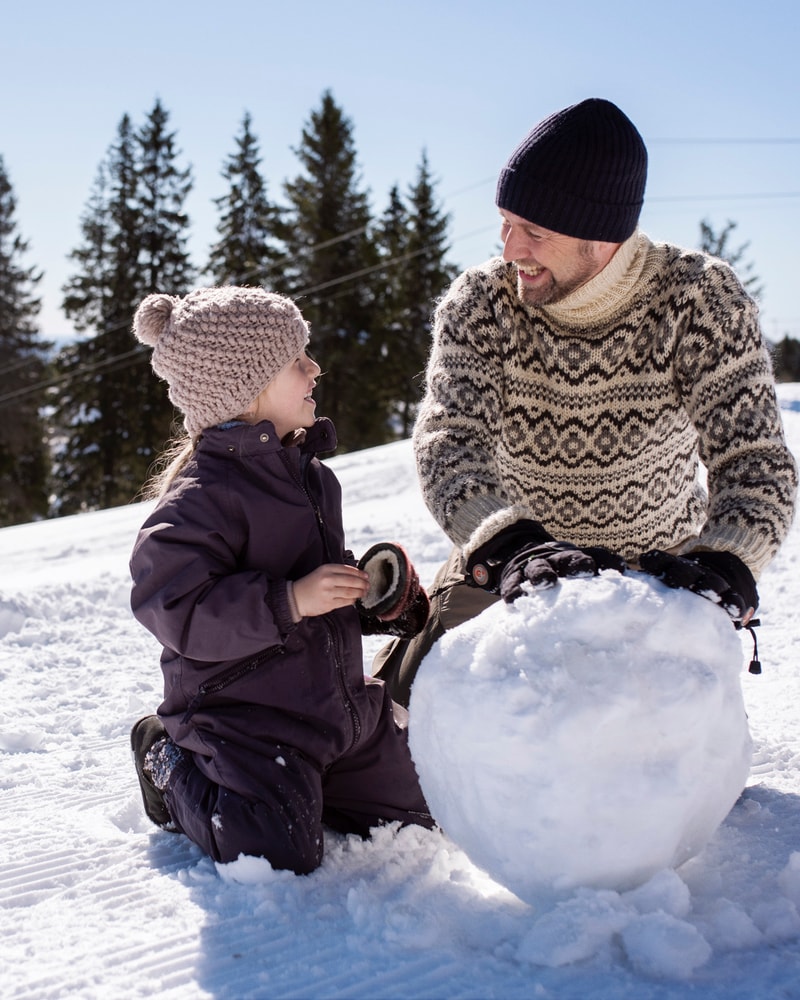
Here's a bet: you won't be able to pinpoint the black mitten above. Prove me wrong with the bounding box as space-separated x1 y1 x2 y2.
499 541 626 603
466 520 554 591
357 542 430 638
638 549 758 622
466 520 625 603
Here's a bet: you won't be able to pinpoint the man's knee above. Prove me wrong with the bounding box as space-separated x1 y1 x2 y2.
373 547 498 708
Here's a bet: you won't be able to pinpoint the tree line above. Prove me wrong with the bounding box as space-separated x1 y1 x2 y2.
1 94 798 529
0 91 458 525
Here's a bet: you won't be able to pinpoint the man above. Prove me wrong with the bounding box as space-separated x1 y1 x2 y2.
374 97 797 708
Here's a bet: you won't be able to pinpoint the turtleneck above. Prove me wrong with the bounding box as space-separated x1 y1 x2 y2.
540 230 652 328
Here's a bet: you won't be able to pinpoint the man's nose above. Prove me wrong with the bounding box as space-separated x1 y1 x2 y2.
502 226 530 262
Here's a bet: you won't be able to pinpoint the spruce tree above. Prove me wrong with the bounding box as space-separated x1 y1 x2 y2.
207 111 286 287
131 100 194 473
137 99 194 294
374 152 457 437
396 151 457 435
53 103 193 514
283 91 381 450
373 185 411 432
0 155 51 525
772 334 800 381
699 218 764 302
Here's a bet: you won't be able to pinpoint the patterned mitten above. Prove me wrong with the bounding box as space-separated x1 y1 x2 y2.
357 542 430 638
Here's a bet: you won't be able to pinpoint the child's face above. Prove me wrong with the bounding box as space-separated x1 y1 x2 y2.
244 349 321 438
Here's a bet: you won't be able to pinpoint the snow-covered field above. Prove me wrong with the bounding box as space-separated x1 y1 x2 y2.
1 387 799 999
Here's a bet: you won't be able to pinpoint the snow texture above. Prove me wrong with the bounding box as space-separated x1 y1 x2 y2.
1 386 800 999
410 571 753 902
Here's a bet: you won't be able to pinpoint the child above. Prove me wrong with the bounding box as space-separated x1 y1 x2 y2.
129 286 433 874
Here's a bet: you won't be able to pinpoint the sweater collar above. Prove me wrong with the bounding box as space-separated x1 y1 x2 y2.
539 230 651 327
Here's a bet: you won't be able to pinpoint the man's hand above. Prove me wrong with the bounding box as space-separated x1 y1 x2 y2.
498 541 626 602
638 549 758 623
466 520 626 603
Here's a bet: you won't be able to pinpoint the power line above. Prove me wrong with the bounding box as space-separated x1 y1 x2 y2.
4 164 800 401
0 238 450 406
4 188 800 402
648 137 800 144
648 191 800 202
0 351 47 376
0 345 148 406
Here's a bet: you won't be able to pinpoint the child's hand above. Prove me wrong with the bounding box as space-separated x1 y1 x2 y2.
292 564 370 618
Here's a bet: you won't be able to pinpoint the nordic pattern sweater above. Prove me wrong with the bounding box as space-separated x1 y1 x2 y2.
412 232 797 578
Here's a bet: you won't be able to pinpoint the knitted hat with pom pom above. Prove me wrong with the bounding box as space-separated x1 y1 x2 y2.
132 286 309 438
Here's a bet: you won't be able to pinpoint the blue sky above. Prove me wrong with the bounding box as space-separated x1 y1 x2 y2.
3 0 798 342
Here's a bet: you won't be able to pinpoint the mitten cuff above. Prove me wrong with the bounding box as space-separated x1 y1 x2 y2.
358 587 431 639
357 542 413 621
465 518 553 591
462 503 542 560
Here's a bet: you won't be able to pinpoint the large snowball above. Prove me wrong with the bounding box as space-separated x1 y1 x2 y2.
409 571 752 905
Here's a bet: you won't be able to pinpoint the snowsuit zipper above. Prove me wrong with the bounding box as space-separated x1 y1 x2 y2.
280 447 361 751
324 613 361 753
181 645 283 724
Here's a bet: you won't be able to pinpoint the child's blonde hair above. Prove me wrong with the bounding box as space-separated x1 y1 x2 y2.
140 435 195 501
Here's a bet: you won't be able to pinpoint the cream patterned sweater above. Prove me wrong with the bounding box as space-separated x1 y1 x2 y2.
413 232 797 578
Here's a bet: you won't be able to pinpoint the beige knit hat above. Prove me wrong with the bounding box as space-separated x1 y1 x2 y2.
133 286 309 438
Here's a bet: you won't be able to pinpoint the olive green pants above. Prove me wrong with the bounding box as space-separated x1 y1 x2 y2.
372 546 499 708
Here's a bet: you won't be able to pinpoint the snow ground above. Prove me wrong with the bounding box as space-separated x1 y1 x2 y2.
1 387 799 999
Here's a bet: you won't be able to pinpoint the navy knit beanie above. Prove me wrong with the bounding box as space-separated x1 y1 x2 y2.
496 98 647 242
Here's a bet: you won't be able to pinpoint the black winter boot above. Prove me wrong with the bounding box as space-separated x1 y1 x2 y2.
130 715 179 831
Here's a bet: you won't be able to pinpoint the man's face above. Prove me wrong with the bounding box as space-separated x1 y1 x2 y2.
499 209 618 306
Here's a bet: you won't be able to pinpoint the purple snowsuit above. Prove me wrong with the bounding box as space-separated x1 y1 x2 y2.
130 417 432 872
